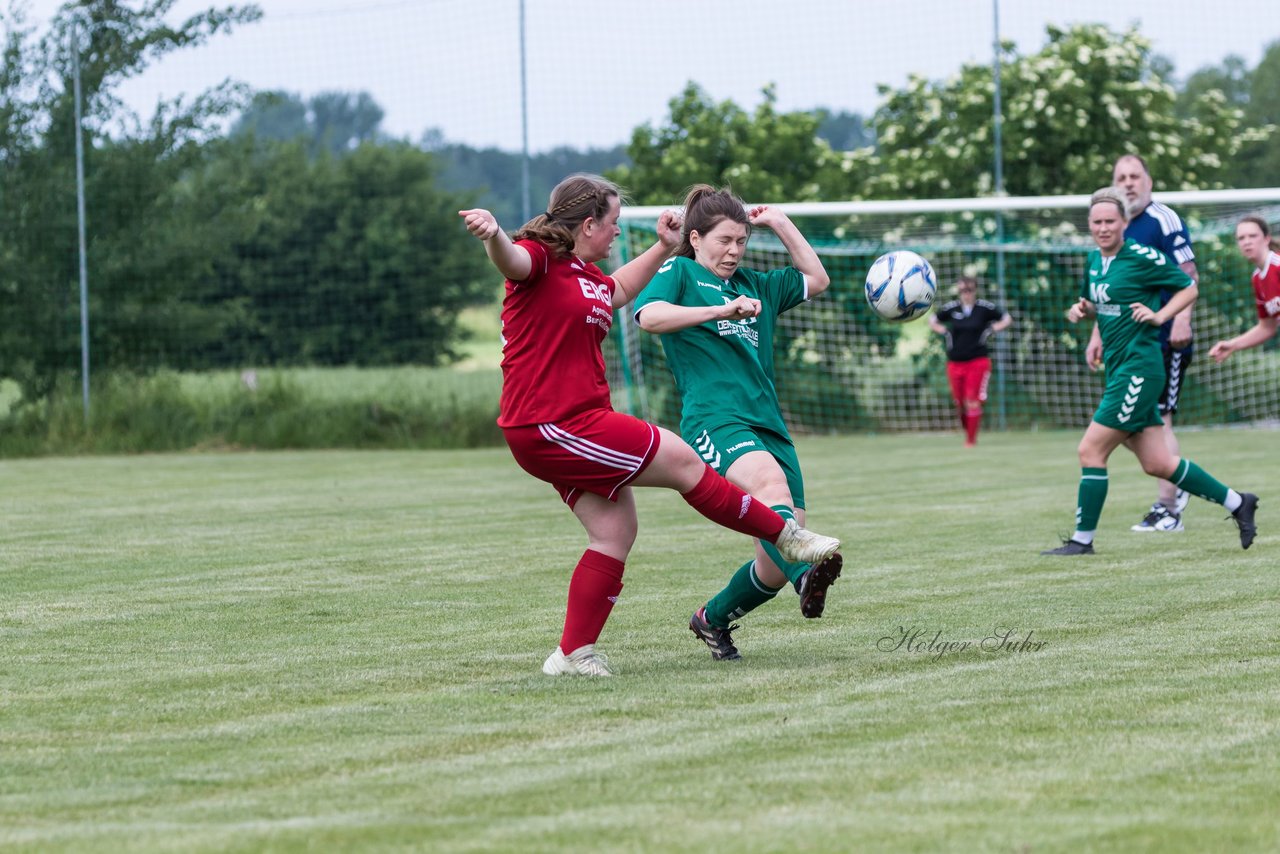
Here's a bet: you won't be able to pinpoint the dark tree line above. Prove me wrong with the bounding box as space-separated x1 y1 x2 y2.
1 1 494 404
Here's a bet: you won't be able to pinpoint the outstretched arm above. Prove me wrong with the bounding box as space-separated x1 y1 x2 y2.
748 206 831 297
1209 317 1279 362
612 209 683 308
458 209 531 281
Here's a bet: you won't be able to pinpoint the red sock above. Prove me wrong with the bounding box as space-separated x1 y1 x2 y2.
964 409 982 445
559 549 625 654
682 465 785 542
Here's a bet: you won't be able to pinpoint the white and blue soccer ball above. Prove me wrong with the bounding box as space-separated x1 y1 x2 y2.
864 250 937 322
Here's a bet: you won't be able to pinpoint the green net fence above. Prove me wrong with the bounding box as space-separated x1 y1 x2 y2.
612 194 1280 434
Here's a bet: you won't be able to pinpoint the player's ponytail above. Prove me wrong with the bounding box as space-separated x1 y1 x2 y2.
513 174 622 258
676 184 751 259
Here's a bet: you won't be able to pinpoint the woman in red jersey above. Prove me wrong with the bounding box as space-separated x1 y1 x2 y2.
459 174 839 677
1209 215 1280 363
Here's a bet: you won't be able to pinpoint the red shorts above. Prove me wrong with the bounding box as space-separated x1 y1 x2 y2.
502 409 662 509
946 357 992 407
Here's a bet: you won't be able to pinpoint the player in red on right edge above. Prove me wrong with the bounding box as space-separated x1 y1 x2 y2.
1208 215 1280 364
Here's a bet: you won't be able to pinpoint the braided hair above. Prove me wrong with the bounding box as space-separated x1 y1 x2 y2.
512 174 623 258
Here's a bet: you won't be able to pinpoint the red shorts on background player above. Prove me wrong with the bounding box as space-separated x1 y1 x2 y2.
945 357 992 446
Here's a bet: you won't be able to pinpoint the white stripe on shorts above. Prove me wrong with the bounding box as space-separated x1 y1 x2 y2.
539 422 647 471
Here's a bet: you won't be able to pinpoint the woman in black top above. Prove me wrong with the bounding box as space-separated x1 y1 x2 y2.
928 276 1013 446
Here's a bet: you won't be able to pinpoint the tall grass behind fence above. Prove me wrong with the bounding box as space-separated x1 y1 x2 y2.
0 367 503 457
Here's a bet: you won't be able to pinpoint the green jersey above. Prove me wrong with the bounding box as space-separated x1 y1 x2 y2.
1084 240 1194 376
633 255 806 439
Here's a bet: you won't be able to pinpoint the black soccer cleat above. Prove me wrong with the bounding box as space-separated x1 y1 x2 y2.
798 552 843 619
1040 539 1095 556
1230 493 1259 550
689 608 741 661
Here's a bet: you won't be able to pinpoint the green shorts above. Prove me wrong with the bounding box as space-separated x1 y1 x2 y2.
687 422 805 510
1093 366 1165 433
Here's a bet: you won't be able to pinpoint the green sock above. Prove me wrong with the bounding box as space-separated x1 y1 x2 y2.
1170 459 1230 505
759 504 809 587
1076 467 1109 534
704 560 784 627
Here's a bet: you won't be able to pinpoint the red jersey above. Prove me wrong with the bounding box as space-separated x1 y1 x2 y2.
497 240 617 428
1252 251 1280 321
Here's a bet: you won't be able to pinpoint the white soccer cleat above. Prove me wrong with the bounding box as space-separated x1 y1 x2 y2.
542 644 613 677
773 518 841 565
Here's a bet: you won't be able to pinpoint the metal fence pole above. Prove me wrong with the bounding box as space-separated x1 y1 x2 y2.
72 18 91 424
518 0 531 224
991 0 1009 431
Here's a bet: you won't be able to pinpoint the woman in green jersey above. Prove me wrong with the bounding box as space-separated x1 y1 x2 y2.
633 185 843 661
1042 186 1258 556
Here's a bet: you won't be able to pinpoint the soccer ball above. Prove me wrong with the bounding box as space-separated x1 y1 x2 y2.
864 250 938 322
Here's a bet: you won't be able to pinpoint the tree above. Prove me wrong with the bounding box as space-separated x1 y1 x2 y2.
866 23 1264 199
167 137 493 368
308 91 384 155
2 2 492 409
229 90 308 142
0 0 261 402
812 108 875 151
1233 40 1280 187
1161 44 1280 188
611 82 866 205
425 132 629 230
858 24 1275 421
231 89 386 158
1177 55 1252 114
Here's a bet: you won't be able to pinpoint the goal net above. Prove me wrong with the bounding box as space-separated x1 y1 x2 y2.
612 189 1280 435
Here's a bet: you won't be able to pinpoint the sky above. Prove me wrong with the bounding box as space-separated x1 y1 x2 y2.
15 0 1280 153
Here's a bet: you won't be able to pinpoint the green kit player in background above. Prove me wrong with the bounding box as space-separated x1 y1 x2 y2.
634 185 844 660
1042 187 1259 556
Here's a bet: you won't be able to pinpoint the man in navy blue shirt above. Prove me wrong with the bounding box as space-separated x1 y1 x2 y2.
1085 154 1200 533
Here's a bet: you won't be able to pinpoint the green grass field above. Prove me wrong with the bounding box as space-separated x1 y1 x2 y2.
2 431 1278 852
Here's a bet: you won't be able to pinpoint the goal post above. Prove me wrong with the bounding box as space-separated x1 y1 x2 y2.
612 189 1280 435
